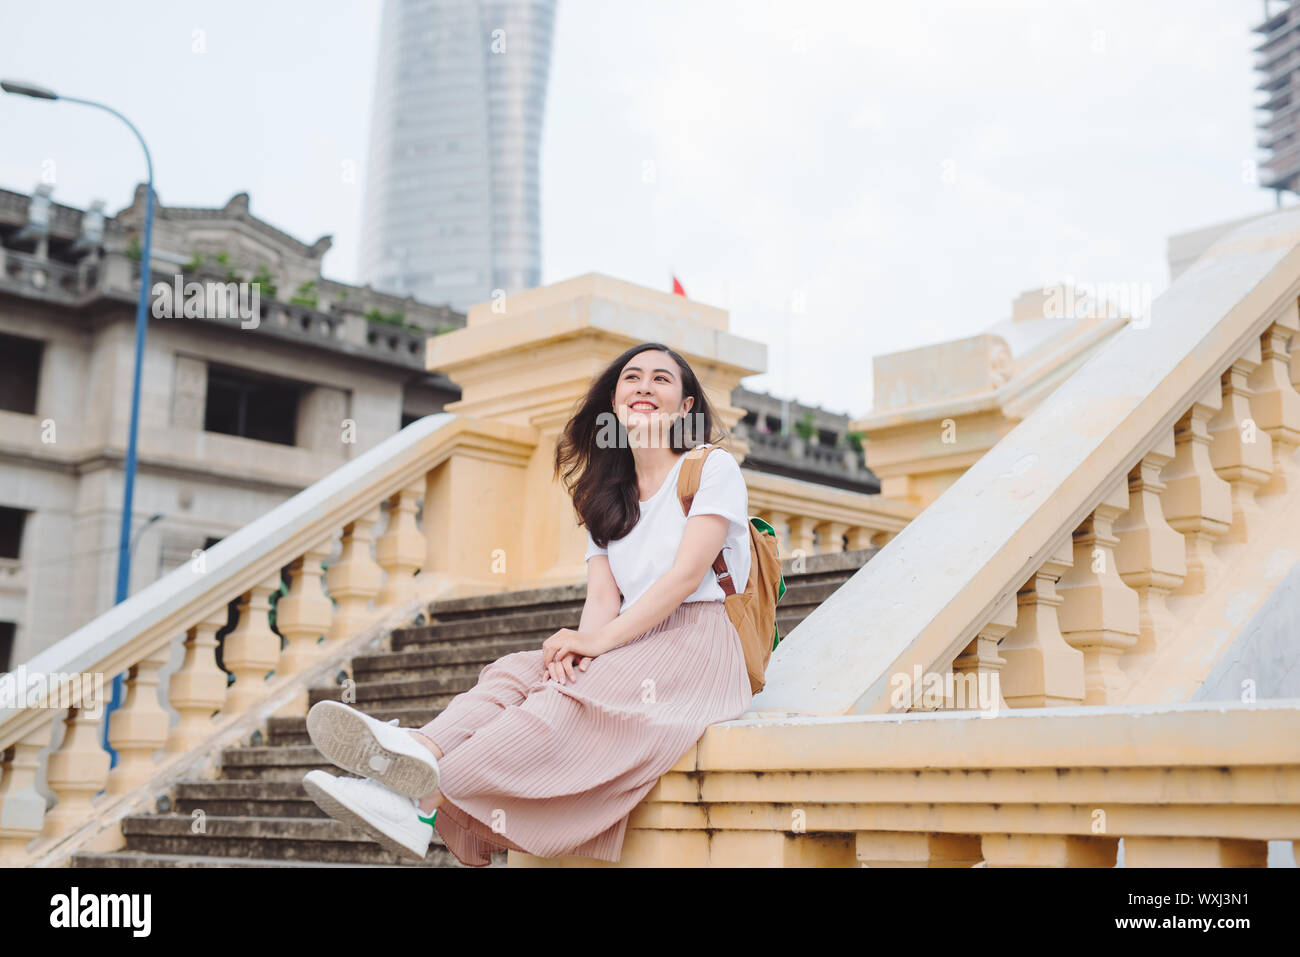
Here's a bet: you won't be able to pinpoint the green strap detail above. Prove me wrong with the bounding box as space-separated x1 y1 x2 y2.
417 809 437 828
749 516 787 651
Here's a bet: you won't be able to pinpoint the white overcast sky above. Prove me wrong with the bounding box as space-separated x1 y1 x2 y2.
0 0 1283 416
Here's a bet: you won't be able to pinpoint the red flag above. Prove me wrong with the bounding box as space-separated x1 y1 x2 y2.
671 275 686 297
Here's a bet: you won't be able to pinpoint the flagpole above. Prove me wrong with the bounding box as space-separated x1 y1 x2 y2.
782 296 792 435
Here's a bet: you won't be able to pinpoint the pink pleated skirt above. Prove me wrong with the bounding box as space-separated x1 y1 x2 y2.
416 600 753 866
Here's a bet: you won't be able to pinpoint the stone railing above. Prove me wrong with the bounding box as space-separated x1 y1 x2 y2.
753 209 1300 719
738 424 867 480
0 248 97 304
745 470 916 555
513 699 1300 866
0 413 538 866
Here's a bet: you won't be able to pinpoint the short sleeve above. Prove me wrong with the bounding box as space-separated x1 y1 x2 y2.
686 448 748 538
584 527 608 562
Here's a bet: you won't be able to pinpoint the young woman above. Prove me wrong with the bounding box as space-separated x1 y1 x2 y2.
302 341 753 866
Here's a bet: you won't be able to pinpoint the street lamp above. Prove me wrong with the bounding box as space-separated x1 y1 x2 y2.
2 79 156 767
129 513 165 566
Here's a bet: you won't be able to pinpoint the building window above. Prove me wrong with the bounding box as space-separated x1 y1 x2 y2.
204 367 300 446
0 621 13 674
0 507 26 560
0 333 43 415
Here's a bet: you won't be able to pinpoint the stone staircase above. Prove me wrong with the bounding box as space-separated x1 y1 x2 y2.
69 548 877 868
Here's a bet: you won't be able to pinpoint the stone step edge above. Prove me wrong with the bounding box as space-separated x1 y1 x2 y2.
69 851 413 868
425 548 877 617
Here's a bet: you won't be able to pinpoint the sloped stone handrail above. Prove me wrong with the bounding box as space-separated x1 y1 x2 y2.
753 210 1300 716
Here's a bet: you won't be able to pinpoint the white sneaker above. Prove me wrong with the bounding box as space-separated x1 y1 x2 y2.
306 700 440 798
302 770 435 862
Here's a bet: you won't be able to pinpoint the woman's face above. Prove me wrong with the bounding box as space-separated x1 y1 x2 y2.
612 350 694 448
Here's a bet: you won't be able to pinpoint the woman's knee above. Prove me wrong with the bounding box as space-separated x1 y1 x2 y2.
482 649 543 680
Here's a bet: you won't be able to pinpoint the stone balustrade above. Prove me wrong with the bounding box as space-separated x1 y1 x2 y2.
0 248 96 303
512 700 1300 867
914 300 1300 714
0 413 538 865
747 469 917 559
753 209 1300 723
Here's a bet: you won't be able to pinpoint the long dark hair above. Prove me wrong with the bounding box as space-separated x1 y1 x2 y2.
554 342 730 547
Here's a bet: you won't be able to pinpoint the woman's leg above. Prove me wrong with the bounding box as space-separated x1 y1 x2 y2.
402 649 546 814
406 729 445 814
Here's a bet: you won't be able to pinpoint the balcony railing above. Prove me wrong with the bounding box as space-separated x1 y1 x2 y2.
0 249 97 303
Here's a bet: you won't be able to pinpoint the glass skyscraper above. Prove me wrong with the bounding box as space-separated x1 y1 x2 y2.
359 0 557 312
1256 0 1300 197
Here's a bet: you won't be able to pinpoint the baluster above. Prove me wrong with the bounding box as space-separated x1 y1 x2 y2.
871 530 898 548
375 483 424 606
1247 309 1300 497
0 719 55 864
857 832 983 867
760 510 791 557
223 575 283 711
980 834 1118 867
1124 837 1267 868
1113 432 1186 667
1163 384 1233 596
946 594 1014 712
105 644 171 795
324 511 384 646
1291 326 1300 392
785 515 817 559
998 537 1085 707
1057 479 1141 705
813 520 848 554
1208 342 1273 544
276 541 334 676
42 706 111 841
845 526 874 550
272 542 335 718
166 608 231 752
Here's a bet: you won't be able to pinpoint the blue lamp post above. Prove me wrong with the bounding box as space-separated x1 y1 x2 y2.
2 79 156 766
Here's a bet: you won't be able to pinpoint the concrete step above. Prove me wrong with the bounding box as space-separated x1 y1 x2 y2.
69 851 414 868
391 607 583 650
388 567 861 653
220 744 395 780
419 583 588 622
268 707 444 747
413 548 875 625
352 633 545 680
173 779 337 819
111 814 490 867
309 677 467 710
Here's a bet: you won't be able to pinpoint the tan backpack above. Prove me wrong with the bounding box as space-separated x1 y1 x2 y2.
675 443 787 695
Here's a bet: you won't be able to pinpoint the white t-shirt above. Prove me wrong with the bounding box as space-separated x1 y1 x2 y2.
583 445 751 615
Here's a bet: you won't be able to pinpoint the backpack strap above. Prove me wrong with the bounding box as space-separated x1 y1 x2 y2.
676 444 736 596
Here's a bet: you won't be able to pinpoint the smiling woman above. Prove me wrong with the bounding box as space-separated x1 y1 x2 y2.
303 341 756 868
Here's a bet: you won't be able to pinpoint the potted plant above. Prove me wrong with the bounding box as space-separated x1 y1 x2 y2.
790 411 816 457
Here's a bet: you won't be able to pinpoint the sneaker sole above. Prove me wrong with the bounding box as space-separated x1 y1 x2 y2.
307 701 440 798
302 772 428 863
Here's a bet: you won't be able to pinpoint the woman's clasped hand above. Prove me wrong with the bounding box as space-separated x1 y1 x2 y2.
540 628 605 685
